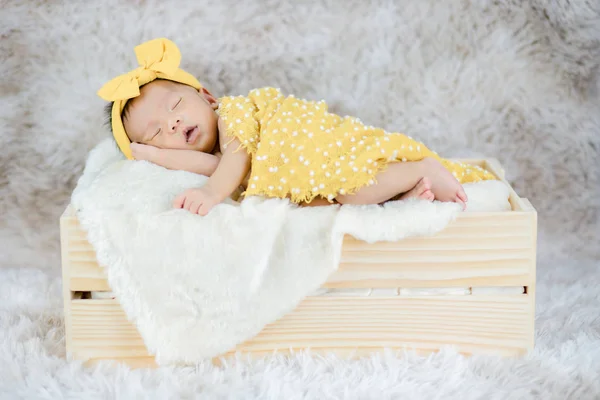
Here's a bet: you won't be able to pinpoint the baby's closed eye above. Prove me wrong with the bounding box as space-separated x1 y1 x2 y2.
171 96 182 110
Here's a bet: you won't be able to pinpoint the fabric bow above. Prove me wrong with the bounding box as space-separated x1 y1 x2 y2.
98 38 183 102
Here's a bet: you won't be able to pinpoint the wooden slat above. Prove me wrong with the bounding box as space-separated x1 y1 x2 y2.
341 248 532 263
85 341 528 369
70 294 531 364
84 357 158 369
63 199 536 292
333 201 535 288
69 299 148 360
323 276 531 289
523 196 537 350
60 207 74 354
343 235 531 251
70 278 111 291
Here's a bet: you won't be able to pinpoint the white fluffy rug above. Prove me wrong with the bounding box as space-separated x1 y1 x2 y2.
1 0 599 398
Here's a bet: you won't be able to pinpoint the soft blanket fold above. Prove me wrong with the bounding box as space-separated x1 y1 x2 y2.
71 138 509 365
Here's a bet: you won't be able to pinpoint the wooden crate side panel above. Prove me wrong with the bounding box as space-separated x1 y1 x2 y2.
62 213 111 291
60 208 75 354
64 209 536 291
333 211 536 288
235 296 531 355
69 299 150 360
70 294 531 362
62 158 537 367
521 198 537 350
84 343 522 369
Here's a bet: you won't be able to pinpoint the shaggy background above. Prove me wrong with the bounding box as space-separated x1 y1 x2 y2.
1 0 599 398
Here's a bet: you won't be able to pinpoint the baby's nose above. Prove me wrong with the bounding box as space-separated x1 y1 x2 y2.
170 117 181 132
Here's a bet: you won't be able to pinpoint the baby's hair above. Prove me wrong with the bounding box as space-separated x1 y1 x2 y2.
103 101 134 134
103 102 114 133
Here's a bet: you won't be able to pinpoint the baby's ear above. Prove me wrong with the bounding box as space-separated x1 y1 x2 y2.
200 88 218 109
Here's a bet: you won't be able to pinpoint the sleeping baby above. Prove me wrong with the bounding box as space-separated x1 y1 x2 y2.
98 38 496 216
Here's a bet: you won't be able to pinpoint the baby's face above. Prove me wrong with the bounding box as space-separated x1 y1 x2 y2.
123 80 219 153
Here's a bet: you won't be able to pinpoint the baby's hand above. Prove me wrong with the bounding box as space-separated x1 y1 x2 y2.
173 186 223 216
130 142 159 162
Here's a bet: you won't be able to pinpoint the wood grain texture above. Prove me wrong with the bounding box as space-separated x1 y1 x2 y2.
60 209 74 353
71 294 531 366
63 208 536 291
331 212 536 288
61 158 537 367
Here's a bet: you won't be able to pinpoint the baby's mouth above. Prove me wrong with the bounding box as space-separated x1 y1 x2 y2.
184 126 200 144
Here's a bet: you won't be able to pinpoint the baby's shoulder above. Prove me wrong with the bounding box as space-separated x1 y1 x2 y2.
248 87 284 98
218 87 287 115
247 87 287 110
218 87 284 101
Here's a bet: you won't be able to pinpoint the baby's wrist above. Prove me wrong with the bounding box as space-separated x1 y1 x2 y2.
204 182 229 201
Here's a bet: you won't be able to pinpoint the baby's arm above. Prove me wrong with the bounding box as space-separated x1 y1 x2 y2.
131 143 220 177
173 138 251 215
203 138 250 200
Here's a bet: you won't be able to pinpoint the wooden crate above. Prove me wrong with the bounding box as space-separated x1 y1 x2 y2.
61 159 537 368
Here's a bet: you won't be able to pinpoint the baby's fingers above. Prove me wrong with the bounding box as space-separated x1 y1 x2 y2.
198 202 213 216
173 192 186 208
183 196 197 211
457 187 468 203
189 201 203 215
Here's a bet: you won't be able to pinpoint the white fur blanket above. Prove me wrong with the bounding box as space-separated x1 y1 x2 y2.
71 138 510 365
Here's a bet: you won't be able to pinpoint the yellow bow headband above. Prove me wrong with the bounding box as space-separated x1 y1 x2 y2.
97 38 203 160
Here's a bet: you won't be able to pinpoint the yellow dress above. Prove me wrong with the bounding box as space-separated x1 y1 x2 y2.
217 87 495 204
